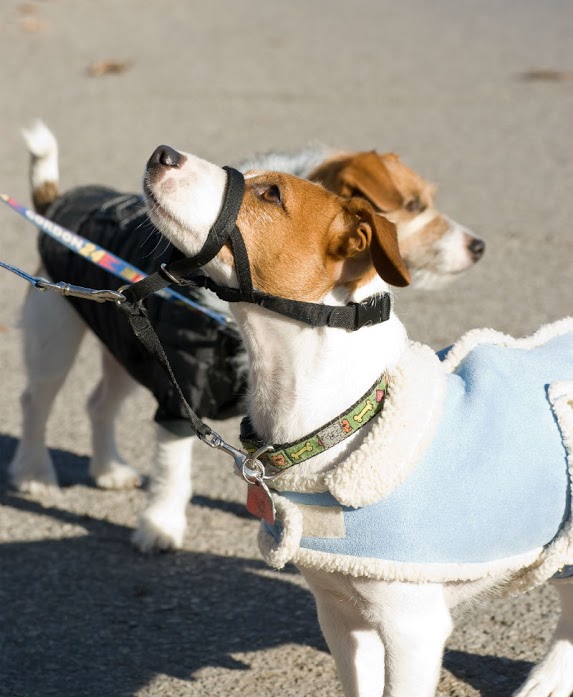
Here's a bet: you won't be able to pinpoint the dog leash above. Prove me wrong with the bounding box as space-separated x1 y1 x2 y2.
0 188 278 520
0 193 231 326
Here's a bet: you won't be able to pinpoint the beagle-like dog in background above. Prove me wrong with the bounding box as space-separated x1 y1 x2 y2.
10 123 484 556
142 144 573 697
238 145 484 289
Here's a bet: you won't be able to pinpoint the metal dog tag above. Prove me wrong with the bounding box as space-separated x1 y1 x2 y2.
246 479 276 525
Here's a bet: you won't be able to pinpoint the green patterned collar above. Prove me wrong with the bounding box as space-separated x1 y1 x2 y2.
240 375 388 471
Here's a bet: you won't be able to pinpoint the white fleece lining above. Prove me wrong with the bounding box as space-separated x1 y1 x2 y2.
258 320 573 591
324 342 447 507
257 495 303 570
291 545 544 584
441 317 573 373
258 492 543 582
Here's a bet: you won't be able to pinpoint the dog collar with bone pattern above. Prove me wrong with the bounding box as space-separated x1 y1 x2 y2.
240 374 388 470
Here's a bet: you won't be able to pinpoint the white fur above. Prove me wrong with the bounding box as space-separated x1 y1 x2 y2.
10 279 191 550
10 286 141 492
132 424 194 552
393 208 438 242
236 144 335 180
147 151 573 697
145 152 228 252
21 120 59 190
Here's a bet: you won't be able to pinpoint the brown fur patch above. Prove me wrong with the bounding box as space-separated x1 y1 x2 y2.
233 172 408 300
309 151 436 220
32 181 60 215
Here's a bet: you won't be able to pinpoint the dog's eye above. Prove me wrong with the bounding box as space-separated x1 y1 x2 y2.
261 185 282 205
405 198 426 213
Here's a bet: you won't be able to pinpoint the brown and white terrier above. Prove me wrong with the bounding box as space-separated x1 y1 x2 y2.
142 143 571 697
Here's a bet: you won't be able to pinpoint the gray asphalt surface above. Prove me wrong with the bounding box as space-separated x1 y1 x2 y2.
0 1 572 696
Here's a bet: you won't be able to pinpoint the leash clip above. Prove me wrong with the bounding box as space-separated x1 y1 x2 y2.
241 444 276 483
36 278 126 303
200 432 278 481
199 430 252 472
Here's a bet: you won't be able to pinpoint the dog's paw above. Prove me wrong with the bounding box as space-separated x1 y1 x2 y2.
513 639 573 697
9 459 60 495
13 477 61 496
91 463 142 490
132 506 186 553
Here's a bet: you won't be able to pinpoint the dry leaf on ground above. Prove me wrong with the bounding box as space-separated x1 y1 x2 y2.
519 69 573 82
86 60 131 77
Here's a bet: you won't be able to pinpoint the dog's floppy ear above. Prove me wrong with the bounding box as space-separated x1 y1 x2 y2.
336 151 404 213
345 197 411 287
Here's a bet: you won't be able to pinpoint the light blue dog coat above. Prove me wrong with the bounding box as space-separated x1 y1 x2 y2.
259 320 573 588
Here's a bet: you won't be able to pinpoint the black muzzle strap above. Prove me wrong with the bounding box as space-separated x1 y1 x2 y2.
121 166 246 305
122 164 392 330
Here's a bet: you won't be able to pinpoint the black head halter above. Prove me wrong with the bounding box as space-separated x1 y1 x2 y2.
122 166 392 330
117 165 393 440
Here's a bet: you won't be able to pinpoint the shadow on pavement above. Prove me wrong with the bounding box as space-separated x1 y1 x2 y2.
0 434 538 697
0 493 325 697
191 493 254 520
0 433 93 489
444 650 534 696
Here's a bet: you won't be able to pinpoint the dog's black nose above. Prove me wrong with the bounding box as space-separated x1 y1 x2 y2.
149 145 184 169
468 237 486 261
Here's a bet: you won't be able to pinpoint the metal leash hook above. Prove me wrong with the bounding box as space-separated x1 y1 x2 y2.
200 431 278 481
35 277 126 303
0 260 126 304
200 430 257 473
241 444 276 483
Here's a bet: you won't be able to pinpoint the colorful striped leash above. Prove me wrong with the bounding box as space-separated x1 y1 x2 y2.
0 193 231 326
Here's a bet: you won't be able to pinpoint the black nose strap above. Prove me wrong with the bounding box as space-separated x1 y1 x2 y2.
123 166 246 305
189 166 246 270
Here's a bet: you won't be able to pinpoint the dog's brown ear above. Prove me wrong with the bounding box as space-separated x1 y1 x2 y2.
336 151 404 213
345 197 411 287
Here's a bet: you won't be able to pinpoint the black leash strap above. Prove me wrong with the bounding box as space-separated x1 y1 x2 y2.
118 300 213 439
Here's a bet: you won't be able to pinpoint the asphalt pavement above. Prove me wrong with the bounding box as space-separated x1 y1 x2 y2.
0 1 572 695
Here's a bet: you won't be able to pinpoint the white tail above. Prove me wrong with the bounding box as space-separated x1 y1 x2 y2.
21 120 60 213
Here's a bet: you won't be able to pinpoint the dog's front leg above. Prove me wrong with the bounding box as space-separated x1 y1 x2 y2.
132 423 193 552
355 579 452 697
302 569 386 697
